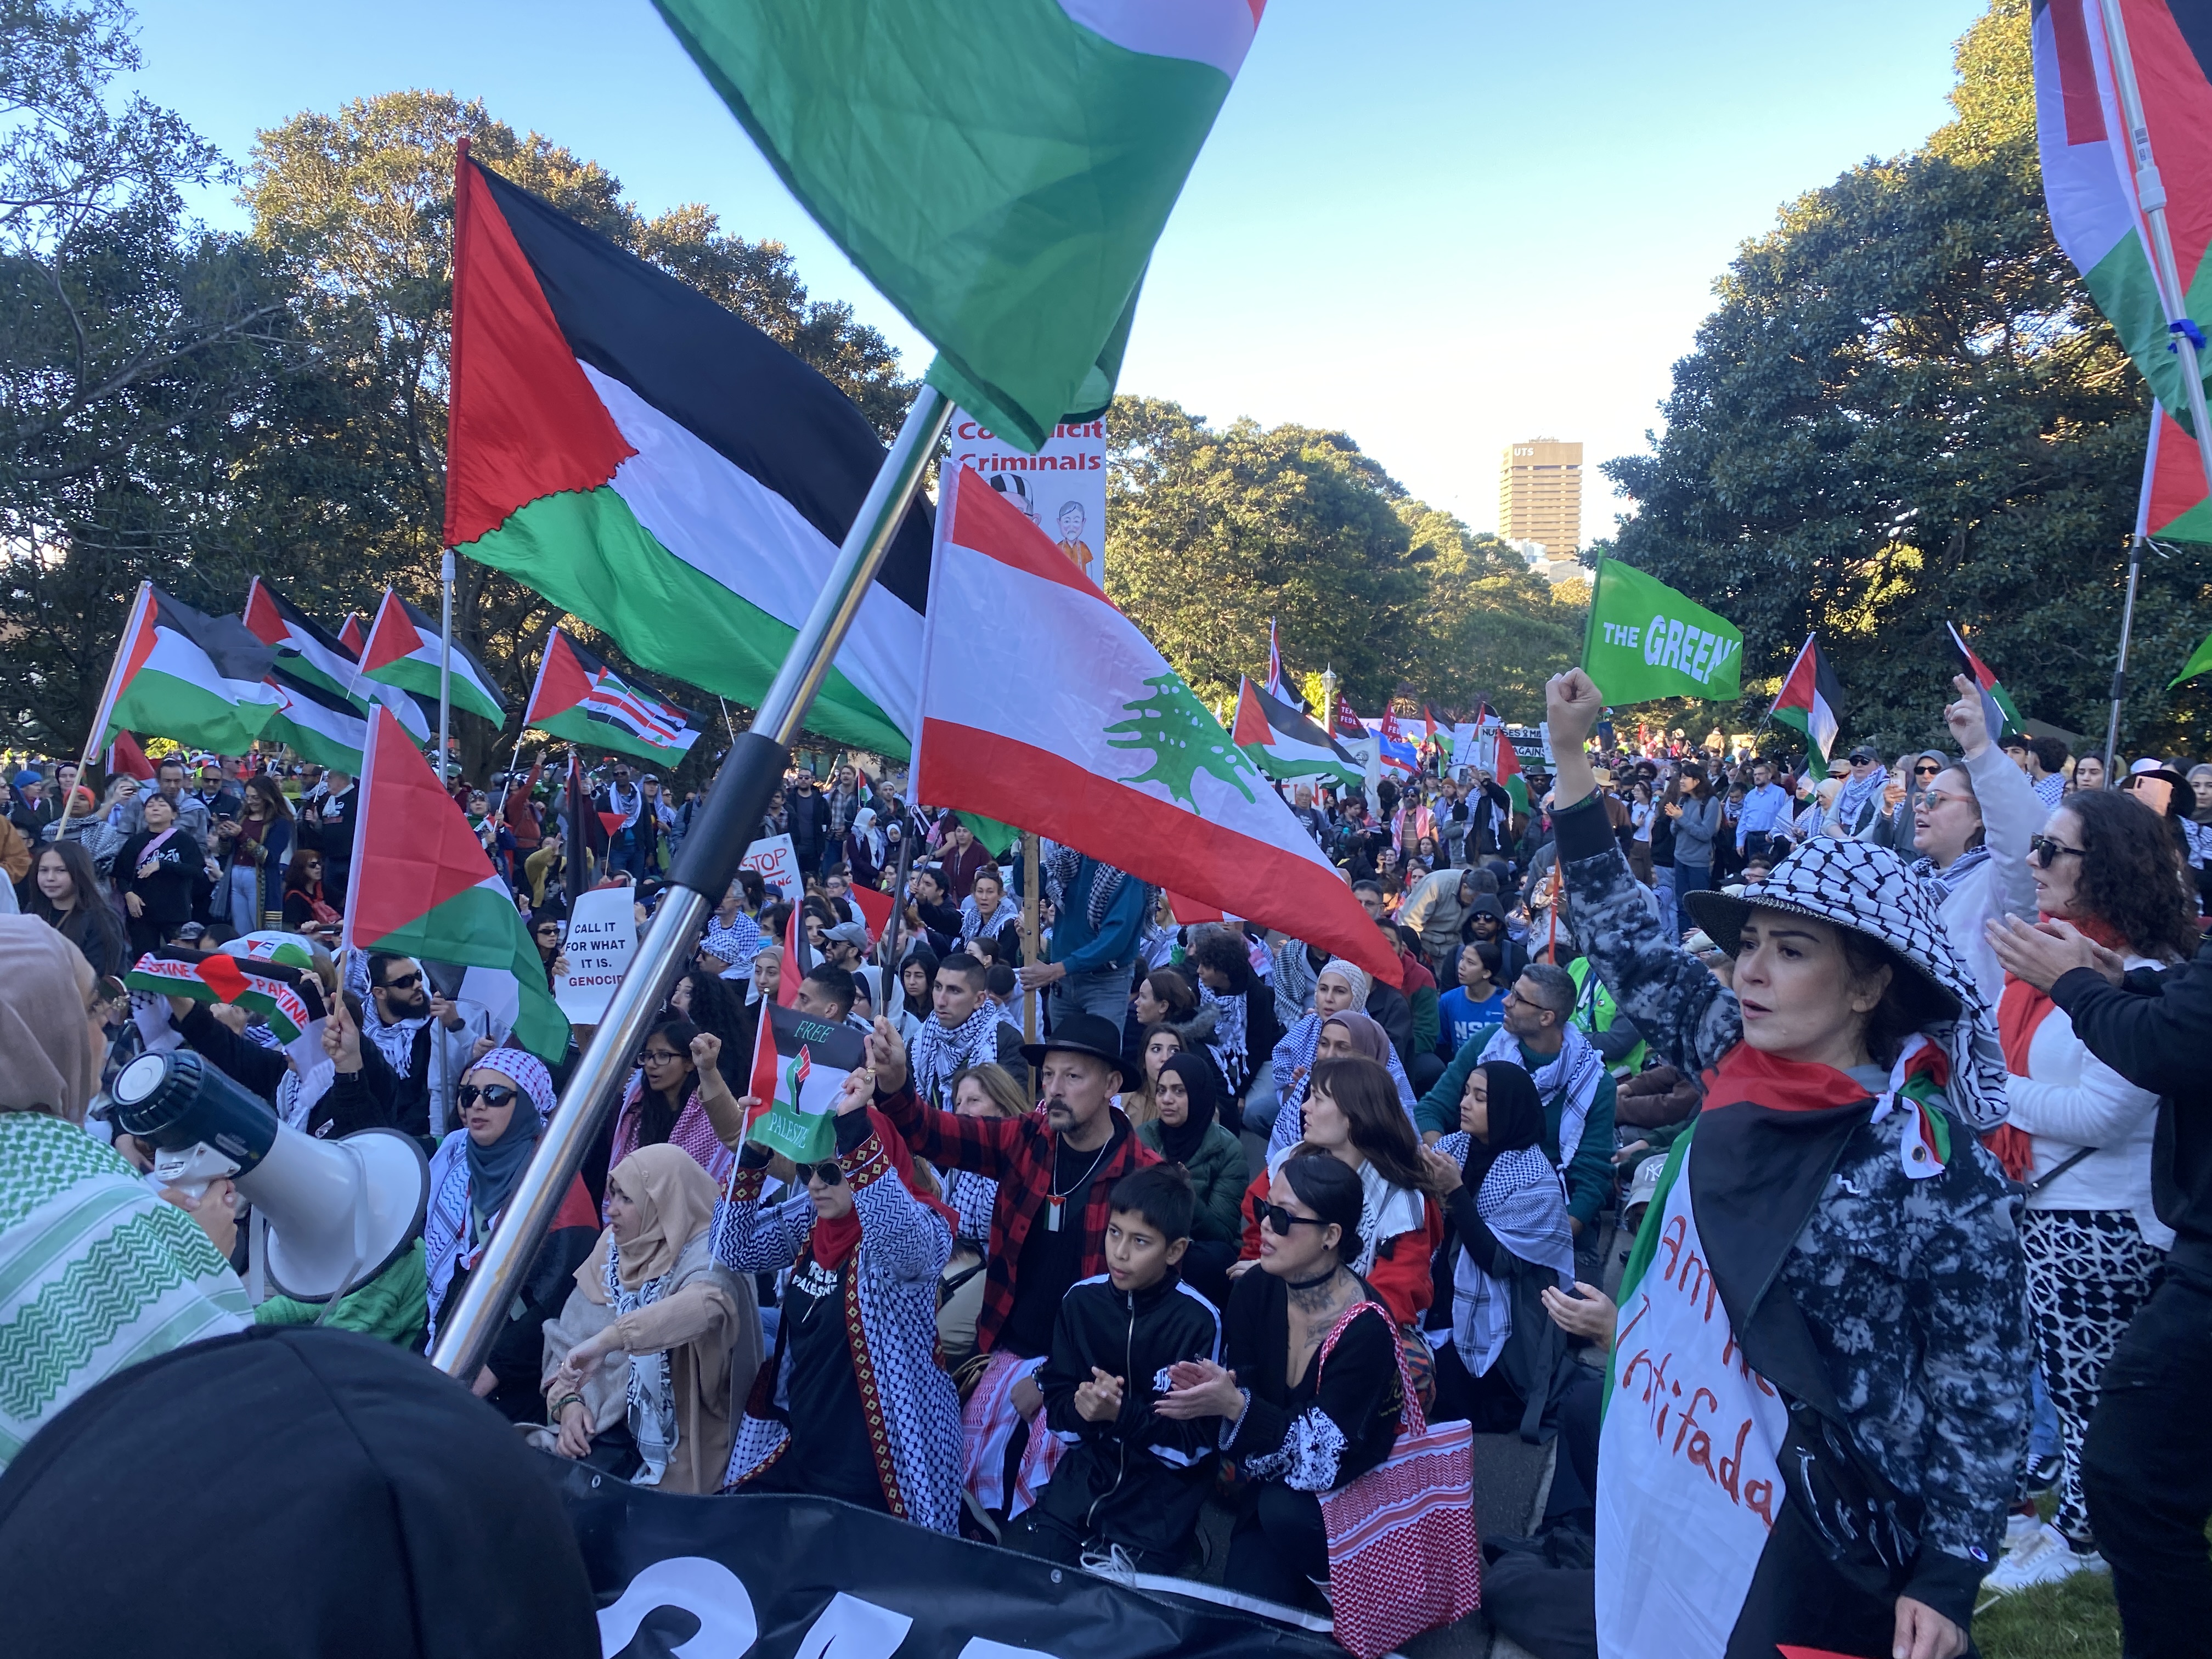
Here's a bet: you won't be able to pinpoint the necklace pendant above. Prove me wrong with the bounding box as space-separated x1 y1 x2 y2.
1046 1195 1063 1232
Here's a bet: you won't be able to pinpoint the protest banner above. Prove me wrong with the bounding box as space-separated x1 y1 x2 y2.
740 832 800 900
946 409 1108 585
554 887 637 1024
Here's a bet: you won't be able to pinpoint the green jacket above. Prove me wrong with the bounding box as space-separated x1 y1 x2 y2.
1137 1118 1247 1244
1414 1027 1617 1226
254 1239 429 1350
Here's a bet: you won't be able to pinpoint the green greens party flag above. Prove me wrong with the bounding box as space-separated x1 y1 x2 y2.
2172 627 2212 689
1581 558 1743 706
651 0 1266 452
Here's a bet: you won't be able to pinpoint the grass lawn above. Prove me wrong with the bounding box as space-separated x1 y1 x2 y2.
1973 1571 2121 1659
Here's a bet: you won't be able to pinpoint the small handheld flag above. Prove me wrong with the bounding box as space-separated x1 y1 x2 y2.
746 1002 866 1165
1767 633 1845 781
1946 624 2023 743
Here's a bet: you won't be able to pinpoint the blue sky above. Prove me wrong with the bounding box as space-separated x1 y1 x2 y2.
134 0 1989 540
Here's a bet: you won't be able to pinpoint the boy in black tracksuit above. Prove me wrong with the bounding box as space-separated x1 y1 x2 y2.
1019 1165 1222 1573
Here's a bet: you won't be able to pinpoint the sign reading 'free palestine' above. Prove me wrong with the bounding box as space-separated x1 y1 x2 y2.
1582 558 1745 705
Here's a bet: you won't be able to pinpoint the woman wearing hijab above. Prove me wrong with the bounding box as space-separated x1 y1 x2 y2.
1544 668 2024 1659
1269 962 1418 1147
1138 1051 1245 1304
423 1048 602 1418
1156 1152 1405 1610
1419 1060 1577 1431
715 1057 966 1531
543 1144 759 1492
1982 788 2192 1591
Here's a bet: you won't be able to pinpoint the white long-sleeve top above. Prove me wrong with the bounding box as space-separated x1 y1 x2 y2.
2004 957 2174 1250
1939 744 2045 1008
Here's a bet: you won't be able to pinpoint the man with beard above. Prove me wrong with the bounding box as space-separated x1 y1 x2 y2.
362 951 495 1141
871 1012 1158 1519
907 952 1026 1109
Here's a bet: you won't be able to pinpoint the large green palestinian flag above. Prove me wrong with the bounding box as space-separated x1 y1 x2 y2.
93 584 281 754
2033 0 2212 432
445 154 933 758
523 627 704 768
652 0 1265 452
343 706 568 1061
1229 675 1362 788
263 668 373 774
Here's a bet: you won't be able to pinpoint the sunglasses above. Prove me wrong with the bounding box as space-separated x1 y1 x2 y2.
1913 764 1942 776
795 1159 845 1187
380 970 422 992
2029 835 2086 863
535 924 563 936
1254 1200 1330 1235
456 1082 521 1110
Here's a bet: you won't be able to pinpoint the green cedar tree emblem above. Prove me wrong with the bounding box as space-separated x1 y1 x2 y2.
1103 674 1259 808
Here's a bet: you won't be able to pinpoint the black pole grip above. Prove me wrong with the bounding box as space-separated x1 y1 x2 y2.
668 729 792 899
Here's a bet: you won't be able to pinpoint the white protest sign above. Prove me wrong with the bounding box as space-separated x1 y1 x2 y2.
554 887 636 1025
946 409 1108 584
741 833 800 899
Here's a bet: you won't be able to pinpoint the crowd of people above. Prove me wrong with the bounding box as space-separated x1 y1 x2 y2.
4 664 2210 1659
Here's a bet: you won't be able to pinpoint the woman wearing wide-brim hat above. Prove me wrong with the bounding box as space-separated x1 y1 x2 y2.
1541 669 2025 1659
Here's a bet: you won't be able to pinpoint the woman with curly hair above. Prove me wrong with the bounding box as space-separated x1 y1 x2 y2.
1984 788 2194 1591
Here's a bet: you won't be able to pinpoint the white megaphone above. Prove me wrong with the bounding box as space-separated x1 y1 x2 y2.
109 1049 428 1302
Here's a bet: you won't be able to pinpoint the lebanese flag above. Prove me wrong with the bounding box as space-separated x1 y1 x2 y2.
915 467 1402 989
106 732 156 781
342 706 569 1060
1767 633 1845 781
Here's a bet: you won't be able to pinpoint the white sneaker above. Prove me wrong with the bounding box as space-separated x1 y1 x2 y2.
1983 1523 2109 1593
2004 1509 2044 1553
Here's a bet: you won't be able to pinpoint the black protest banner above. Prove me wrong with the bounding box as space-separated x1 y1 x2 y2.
560 1466 1338 1659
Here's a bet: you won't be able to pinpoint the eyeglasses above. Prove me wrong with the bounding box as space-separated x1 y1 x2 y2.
636 1047 685 1066
379 970 422 992
456 1083 521 1110
1255 1200 1330 1235
2029 835 2086 864
795 1159 845 1186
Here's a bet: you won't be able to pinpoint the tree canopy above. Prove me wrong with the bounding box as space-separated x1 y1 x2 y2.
1602 0 2212 758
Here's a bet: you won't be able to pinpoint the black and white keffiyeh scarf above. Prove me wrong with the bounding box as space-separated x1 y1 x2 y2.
1042 842 1139 932
1198 981 1249 1092
1479 1022 1604 1175
909 1001 1004 1109
1907 842 1990 899
1435 1131 1576 1376
604 1246 679 1486
365 1011 427 1080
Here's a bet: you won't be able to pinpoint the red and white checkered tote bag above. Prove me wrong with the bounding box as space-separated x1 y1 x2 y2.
1315 1302 1480 1658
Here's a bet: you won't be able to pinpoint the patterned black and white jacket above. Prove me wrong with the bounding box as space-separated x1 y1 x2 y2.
1554 794 2027 1625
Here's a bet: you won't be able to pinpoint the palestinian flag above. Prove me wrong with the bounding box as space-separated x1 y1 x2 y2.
243 576 430 742
444 153 932 758
1263 618 1287 701
653 0 1262 452
355 588 506 725
2134 399 2212 543
126 947 318 1045
914 467 1402 990
744 1000 866 1165
1229 676 1362 788
523 628 703 767
93 583 280 754
263 666 372 774
1947 624 2024 743
342 706 569 1061
1491 725 1529 814
338 614 365 653
1767 633 1844 781
2033 0 2212 432
106 732 155 782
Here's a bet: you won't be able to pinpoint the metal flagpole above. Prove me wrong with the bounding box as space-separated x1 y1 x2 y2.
437 549 456 801
2102 535 2145 784
430 383 952 1381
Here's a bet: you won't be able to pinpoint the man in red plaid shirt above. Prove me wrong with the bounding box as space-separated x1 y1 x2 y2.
871 1010 1157 1519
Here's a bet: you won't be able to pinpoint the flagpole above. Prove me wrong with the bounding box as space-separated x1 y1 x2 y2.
2101 534 2145 784
437 549 455 802
70 580 152 826
430 383 952 1384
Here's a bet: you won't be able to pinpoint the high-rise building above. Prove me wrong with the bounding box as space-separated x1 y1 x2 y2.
1499 438 1583 560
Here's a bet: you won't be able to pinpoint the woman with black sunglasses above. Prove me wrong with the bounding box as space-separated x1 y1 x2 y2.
1981 789 2195 1592
424 1048 602 1420
716 1056 966 1528
1157 1149 1403 1610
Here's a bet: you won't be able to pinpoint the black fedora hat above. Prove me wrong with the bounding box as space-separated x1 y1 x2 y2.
1020 1012 1126 1086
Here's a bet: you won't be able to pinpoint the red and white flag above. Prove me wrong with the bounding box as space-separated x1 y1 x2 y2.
914 467 1402 989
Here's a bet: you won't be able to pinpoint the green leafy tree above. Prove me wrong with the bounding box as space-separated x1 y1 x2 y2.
1602 0 2212 758
1395 504 1579 724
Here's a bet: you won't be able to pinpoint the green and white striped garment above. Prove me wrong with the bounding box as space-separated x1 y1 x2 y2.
0 1112 250 1469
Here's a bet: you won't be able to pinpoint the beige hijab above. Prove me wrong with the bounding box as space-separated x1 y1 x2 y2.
602 1143 720 1290
1 917 99 1123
